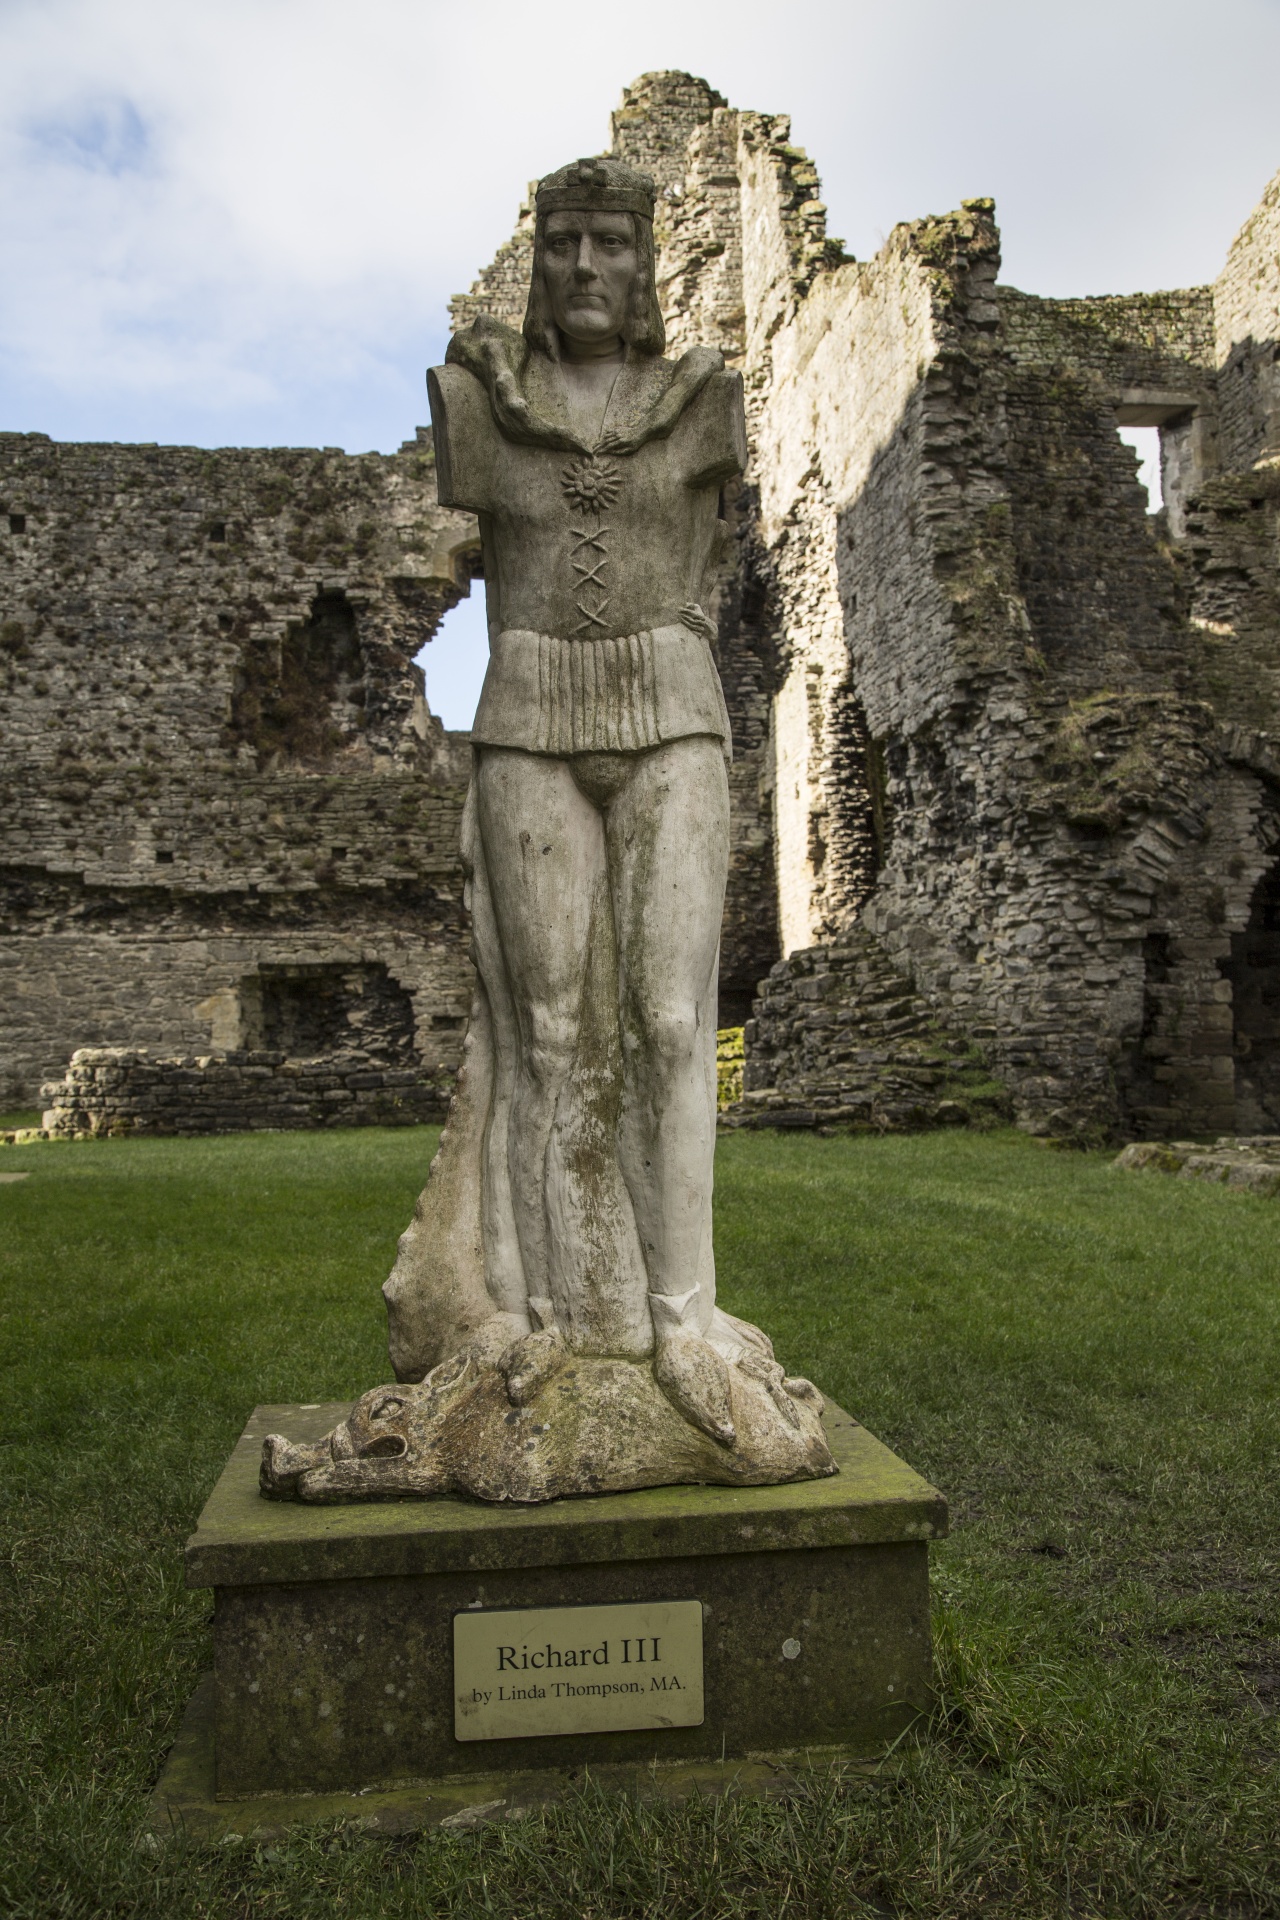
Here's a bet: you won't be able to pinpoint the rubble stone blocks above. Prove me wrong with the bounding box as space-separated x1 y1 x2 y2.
722 926 1011 1132
1115 1136 1280 1197
179 1400 944 1799
5 71 1280 1141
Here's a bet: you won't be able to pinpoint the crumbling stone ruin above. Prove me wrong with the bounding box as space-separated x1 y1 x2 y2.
1 432 480 1128
6 70 1279 1141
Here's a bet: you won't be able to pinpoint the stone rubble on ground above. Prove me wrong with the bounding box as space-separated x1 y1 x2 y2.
1114 1135 1280 1197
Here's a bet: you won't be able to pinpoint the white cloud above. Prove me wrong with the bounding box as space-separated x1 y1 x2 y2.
1 0 1278 451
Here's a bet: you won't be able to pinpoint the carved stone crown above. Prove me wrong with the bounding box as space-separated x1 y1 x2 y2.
535 156 656 221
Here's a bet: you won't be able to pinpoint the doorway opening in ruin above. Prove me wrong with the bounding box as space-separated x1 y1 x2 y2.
824 683 892 919
239 963 416 1063
1221 858 1280 1131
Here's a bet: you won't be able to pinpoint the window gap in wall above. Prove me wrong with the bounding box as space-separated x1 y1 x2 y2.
1116 426 1163 513
414 591 489 732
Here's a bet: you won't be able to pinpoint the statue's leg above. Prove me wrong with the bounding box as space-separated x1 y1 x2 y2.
609 735 729 1415
474 747 604 1318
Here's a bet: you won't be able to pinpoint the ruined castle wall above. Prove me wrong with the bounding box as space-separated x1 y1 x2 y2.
736 121 940 958
751 241 939 953
740 164 1264 1134
8 74 1277 1139
1213 167 1280 469
0 431 479 1104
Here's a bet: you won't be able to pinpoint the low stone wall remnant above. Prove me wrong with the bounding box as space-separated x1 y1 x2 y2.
40 1047 451 1138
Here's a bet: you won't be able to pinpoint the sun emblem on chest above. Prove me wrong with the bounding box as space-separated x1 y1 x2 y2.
561 454 621 514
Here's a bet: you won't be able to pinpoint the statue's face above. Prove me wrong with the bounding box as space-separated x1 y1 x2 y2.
542 210 637 350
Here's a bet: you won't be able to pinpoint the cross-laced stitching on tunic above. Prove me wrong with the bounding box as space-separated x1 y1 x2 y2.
561 454 622 638
569 521 611 634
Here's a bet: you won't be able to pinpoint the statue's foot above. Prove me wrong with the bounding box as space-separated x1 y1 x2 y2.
500 1326 566 1407
653 1329 736 1447
648 1291 735 1446
709 1306 774 1361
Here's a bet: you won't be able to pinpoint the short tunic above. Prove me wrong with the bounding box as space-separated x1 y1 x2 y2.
427 351 747 759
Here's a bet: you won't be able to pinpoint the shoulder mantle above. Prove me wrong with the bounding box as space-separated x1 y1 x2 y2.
441 316 727 457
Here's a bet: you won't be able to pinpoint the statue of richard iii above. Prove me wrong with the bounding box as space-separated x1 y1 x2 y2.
377 155 827 1473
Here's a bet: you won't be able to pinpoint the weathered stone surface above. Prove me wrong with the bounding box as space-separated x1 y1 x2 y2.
0 431 479 1110
347 153 823 1494
730 144 1280 1142
190 1399 943 1795
260 1338 832 1505
149 1673 904 1842
1114 1135 1280 1196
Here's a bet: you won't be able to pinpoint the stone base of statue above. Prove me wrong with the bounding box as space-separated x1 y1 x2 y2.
152 1398 946 1838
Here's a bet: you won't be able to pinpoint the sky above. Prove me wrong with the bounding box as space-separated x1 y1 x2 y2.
3 0 1278 722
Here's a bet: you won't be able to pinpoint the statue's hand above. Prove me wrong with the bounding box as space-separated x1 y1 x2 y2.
594 426 627 454
679 602 718 644
732 1344 803 1430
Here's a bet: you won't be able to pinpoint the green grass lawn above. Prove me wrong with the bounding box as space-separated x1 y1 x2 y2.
1 1126 1276 1918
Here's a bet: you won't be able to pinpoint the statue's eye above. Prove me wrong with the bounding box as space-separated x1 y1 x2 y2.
372 1396 405 1421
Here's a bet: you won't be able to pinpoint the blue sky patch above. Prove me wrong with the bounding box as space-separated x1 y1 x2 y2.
28 96 150 176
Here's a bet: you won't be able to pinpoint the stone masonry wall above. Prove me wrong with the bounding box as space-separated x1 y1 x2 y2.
40 1045 453 1138
736 125 1280 1136
0 431 480 1105
1213 169 1280 471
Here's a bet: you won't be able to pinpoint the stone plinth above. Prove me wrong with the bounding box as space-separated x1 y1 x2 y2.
183 1400 946 1801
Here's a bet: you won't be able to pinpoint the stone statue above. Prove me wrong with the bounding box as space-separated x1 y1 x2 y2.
262 159 834 1503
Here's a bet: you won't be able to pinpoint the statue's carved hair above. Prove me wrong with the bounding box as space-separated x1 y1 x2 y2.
523 158 665 360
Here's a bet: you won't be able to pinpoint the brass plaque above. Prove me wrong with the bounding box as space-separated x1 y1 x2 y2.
453 1599 704 1741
